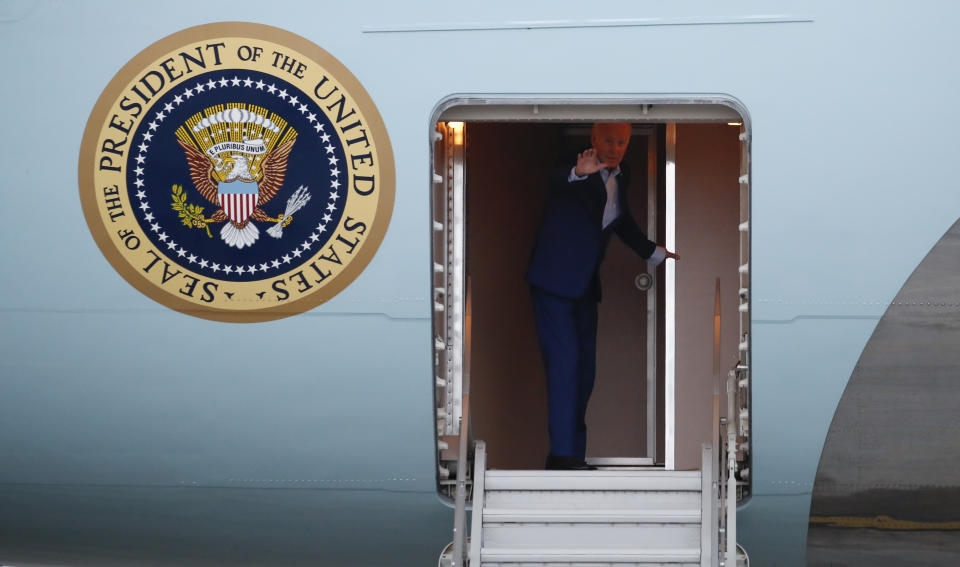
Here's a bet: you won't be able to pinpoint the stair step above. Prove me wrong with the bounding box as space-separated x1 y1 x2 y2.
484 489 700 511
482 523 699 549
482 564 701 567
484 508 700 523
481 547 700 564
485 470 700 492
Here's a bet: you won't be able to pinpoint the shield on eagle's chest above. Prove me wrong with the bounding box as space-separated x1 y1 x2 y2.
218 180 259 224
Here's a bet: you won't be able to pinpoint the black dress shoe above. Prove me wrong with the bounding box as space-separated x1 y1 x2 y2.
545 455 597 470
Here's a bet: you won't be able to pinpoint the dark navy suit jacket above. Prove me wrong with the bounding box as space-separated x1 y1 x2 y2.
527 161 657 300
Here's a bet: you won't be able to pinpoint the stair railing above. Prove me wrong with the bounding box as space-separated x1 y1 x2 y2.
451 397 472 567
467 440 486 566
452 280 475 566
717 370 738 566
701 442 714 567
726 371 738 565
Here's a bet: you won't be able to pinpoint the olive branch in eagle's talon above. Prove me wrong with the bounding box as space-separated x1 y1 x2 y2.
171 184 215 238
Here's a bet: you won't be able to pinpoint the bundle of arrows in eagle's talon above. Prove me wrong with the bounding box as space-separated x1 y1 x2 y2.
268 185 311 238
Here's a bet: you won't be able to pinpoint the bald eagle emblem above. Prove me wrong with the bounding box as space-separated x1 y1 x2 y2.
174 105 311 248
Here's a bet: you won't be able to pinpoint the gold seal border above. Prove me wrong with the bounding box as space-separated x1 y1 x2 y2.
79 22 395 323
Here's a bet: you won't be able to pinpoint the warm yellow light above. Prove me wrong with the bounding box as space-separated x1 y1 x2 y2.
448 121 464 145
727 122 742 127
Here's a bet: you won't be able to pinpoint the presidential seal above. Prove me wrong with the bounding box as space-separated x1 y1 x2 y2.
79 23 394 322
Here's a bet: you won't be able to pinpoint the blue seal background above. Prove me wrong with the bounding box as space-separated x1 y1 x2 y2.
127 69 348 283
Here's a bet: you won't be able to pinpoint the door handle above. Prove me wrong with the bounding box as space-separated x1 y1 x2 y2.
635 272 653 291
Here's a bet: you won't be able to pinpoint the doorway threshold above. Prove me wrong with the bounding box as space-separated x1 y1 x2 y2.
586 457 659 468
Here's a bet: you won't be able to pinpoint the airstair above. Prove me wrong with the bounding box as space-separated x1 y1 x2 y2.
439 381 749 567
467 444 709 566
439 446 747 567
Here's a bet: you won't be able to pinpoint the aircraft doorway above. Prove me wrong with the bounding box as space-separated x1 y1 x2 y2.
463 122 663 470
432 101 752 496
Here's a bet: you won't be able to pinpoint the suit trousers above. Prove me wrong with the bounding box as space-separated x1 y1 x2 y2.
530 286 599 460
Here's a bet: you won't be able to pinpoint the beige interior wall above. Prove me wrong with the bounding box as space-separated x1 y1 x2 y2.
673 123 742 470
466 123 653 469
466 123 559 470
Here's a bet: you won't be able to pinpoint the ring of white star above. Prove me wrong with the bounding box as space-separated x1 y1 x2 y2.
131 75 344 279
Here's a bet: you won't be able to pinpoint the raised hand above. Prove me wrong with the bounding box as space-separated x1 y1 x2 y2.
665 249 680 261
574 148 607 177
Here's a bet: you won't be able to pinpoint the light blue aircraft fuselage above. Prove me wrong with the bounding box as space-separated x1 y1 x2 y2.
2 2 958 565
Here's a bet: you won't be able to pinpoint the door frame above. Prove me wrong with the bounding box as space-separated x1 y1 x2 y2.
430 95 751 497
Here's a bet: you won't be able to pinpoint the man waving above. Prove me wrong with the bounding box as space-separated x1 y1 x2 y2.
527 122 679 470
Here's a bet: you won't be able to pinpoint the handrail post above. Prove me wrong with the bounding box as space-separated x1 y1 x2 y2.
452 275 473 566
468 441 486 567
451 394 471 566
712 384 720 567
700 443 713 567
726 374 737 566
451 418 468 566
